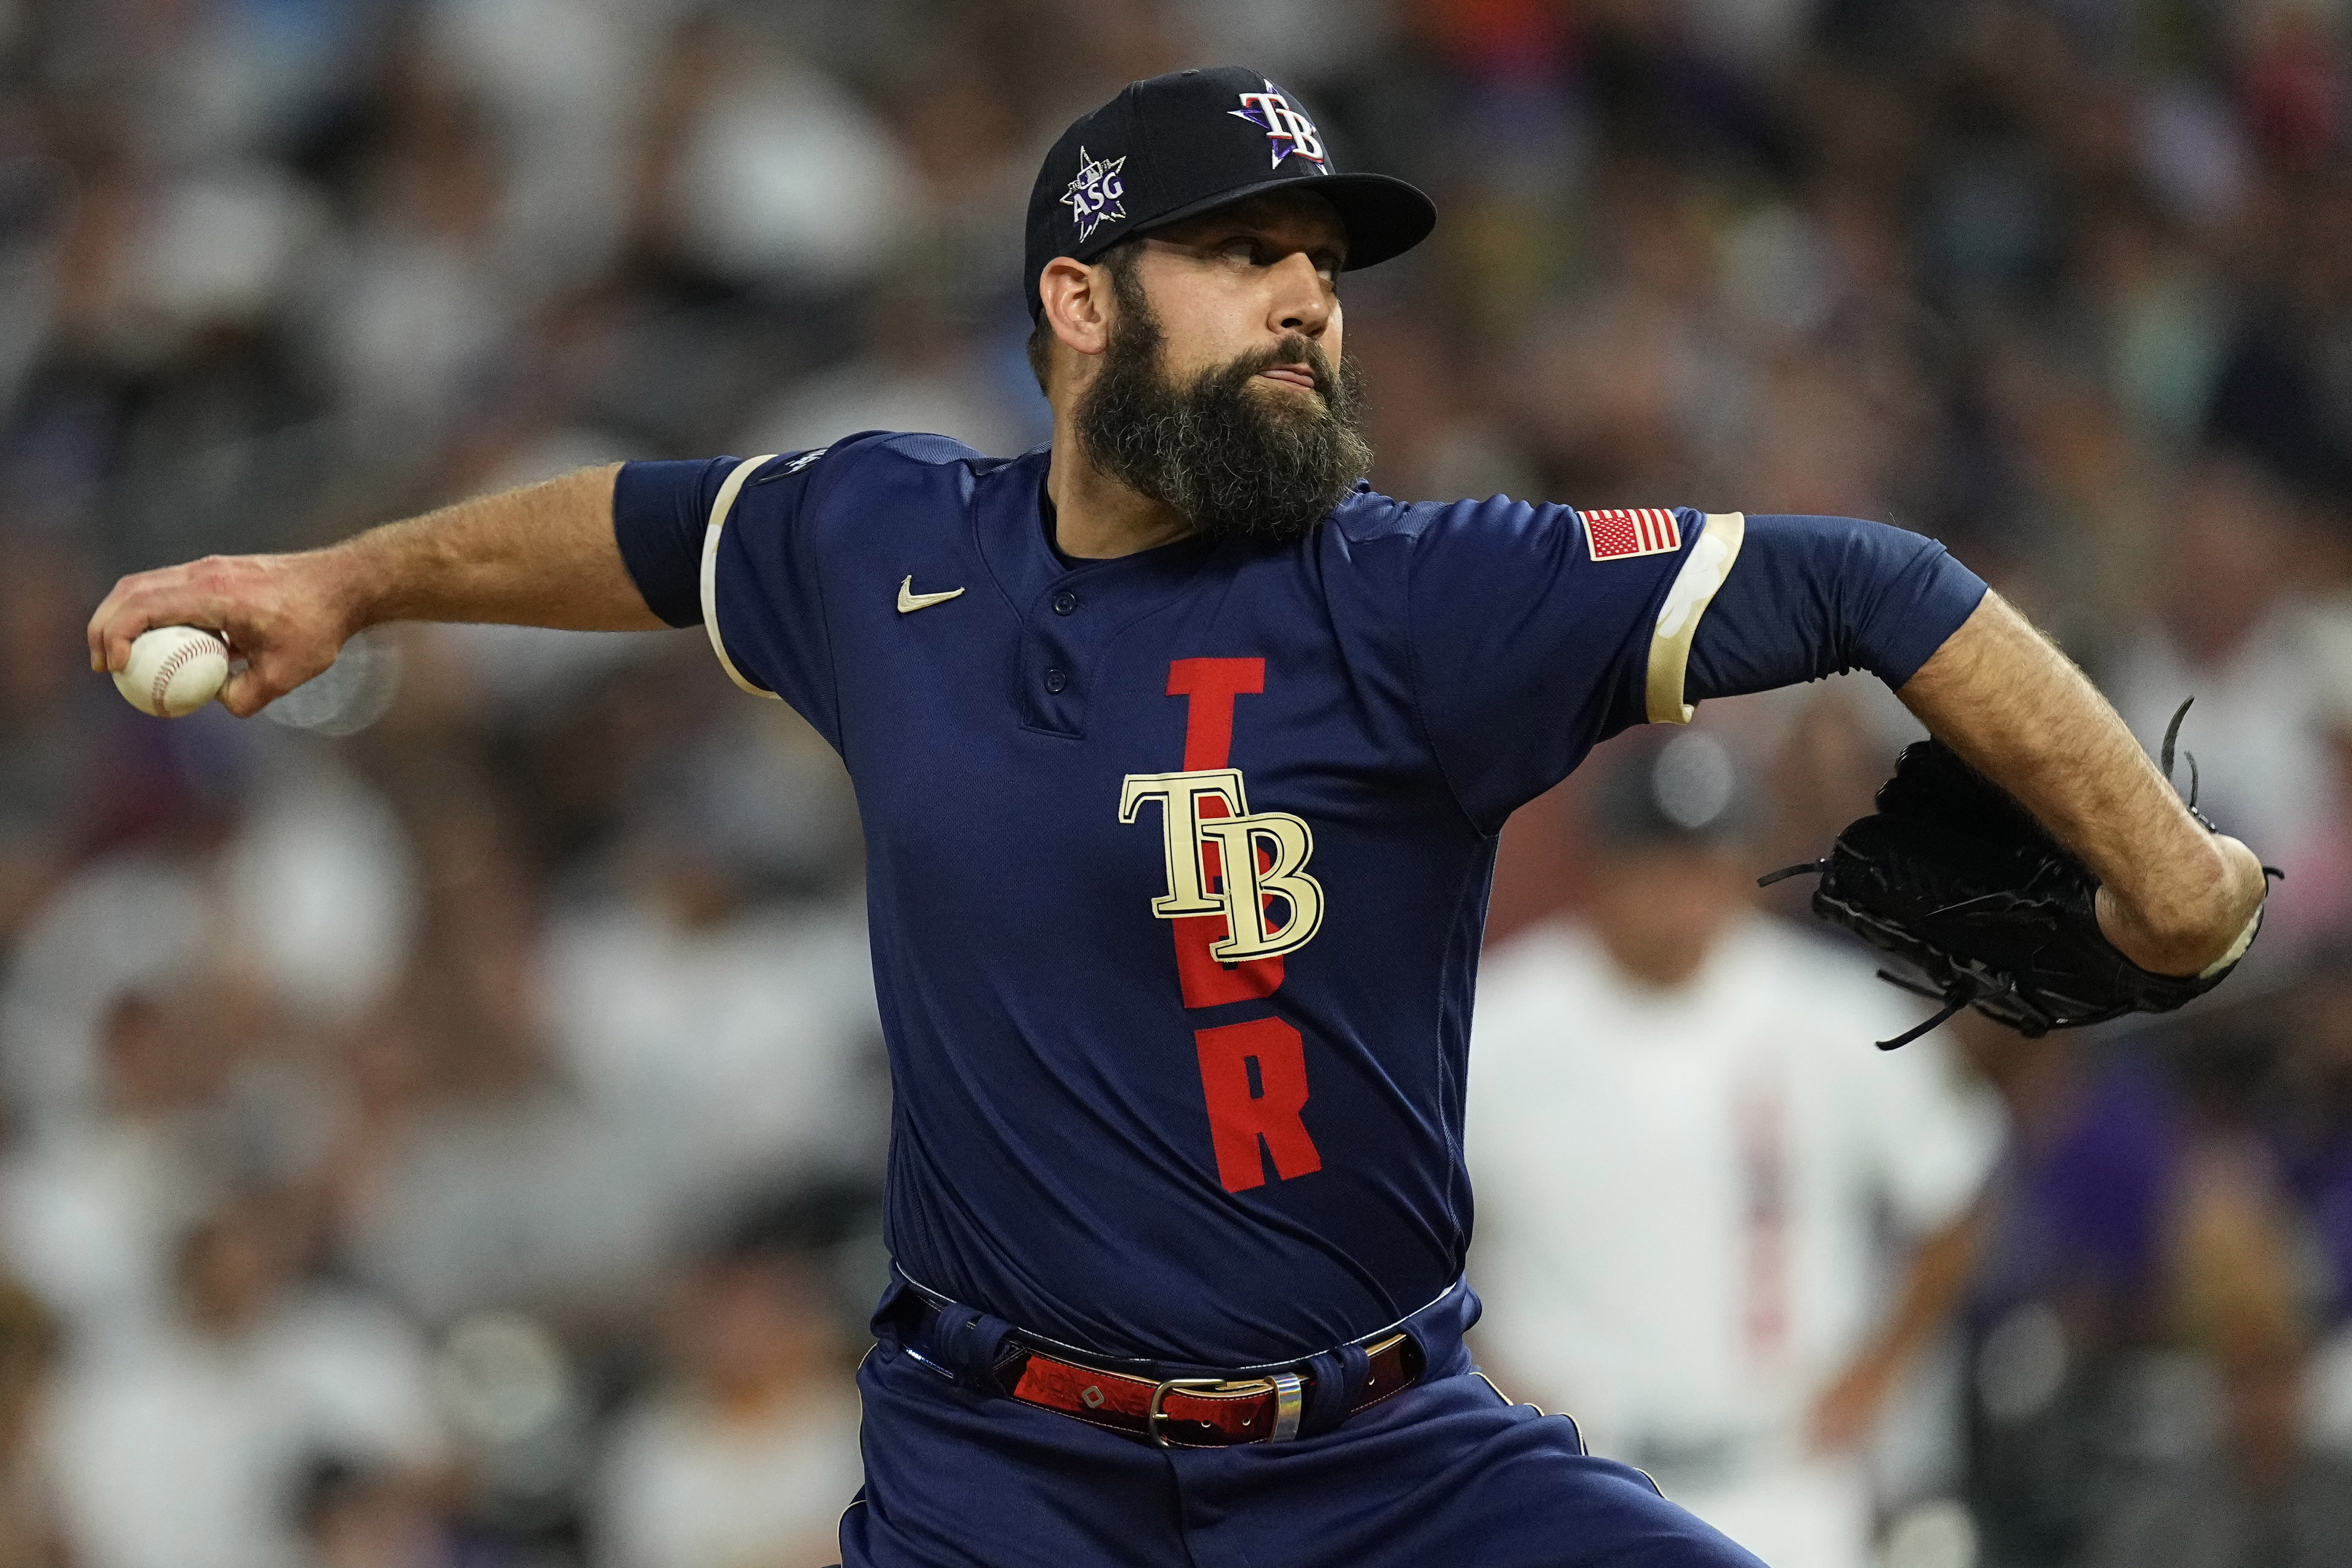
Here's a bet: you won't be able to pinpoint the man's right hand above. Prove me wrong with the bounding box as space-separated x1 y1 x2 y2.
88 549 358 718
86 463 653 718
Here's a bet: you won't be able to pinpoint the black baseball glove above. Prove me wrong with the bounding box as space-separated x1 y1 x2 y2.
1760 701 2272 1050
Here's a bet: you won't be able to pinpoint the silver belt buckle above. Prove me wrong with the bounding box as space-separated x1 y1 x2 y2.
1146 1371 1309 1447
1146 1377 1227 1449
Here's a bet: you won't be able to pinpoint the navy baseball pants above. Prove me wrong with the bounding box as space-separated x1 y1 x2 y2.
835 1280 1769 1568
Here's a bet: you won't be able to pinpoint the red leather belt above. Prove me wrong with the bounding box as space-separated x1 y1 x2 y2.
902 1295 1426 1448
1006 1332 1424 1447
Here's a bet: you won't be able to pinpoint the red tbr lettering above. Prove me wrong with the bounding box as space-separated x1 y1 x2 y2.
1166 658 1283 1004
1166 658 1265 771
1171 798 1283 1004
1171 912 1285 1005
1194 1018 1323 1193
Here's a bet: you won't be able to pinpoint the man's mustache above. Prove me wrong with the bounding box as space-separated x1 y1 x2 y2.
1215 336 1338 402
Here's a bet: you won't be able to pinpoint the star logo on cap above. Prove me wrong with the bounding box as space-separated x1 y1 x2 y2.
1230 81 1328 171
1061 146 1128 241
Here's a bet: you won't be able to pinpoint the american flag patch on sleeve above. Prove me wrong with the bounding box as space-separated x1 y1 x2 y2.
1580 507 1683 561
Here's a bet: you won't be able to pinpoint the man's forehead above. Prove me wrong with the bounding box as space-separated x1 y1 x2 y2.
1151 191 1347 251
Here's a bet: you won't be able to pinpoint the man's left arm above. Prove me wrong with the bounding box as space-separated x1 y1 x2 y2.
1680 513 2265 978
1894 592 2266 977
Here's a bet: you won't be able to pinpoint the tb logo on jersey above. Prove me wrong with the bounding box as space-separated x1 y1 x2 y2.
1119 658 1326 1194
1119 769 1324 960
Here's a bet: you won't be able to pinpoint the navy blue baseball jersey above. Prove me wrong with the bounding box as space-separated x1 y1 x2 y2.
612 434 1982 1368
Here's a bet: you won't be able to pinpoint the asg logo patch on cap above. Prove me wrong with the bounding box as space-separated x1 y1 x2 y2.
1230 81 1328 171
1062 146 1128 240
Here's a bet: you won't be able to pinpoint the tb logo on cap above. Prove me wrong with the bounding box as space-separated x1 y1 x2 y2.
1231 81 1328 171
1061 146 1128 240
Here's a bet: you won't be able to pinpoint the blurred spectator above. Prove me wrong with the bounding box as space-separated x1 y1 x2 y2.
2082 1312 2352 1568
2269 943 2352 1323
0 718 250 1134
305 74 522 447
333 856 671 1329
44 1193 446 1568
423 0 656 299
739 272 1035 458
2202 163 2352 515
2288 598 2352 938
643 14 914 295
0 531 105 946
1166 0 1392 81
1469 731 2001 1568
294 1456 497 1568
2264 941 2352 1453
539 733 882 1225
2107 455 2344 933
0 989 230 1346
0 1279 66 1568
1737 678 1925 928
589 1215 862 1568
1947 1011 2308 1568
0 727 411 1136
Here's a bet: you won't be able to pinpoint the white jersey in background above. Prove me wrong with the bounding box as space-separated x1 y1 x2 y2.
1468 913 2002 1568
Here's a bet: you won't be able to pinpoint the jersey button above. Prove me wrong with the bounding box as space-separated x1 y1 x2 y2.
1052 591 1079 615
1044 668 1069 694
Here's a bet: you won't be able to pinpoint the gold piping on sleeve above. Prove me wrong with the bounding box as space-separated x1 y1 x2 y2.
1644 512 1746 724
699 454 782 700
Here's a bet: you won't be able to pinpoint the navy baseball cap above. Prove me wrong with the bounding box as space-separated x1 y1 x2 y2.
1024 66 1436 320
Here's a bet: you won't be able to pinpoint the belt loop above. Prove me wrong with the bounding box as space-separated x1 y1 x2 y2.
936 1308 1020 1396
868 1276 916 1355
1422 1278 1478 1380
1295 1342 1368 1437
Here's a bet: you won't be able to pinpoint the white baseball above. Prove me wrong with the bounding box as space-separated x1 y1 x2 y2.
114 626 231 717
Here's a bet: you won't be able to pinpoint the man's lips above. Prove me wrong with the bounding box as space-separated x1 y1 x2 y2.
1256 364 1320 393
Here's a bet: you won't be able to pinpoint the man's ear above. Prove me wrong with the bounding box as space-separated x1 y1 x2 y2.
1039 256 1114 360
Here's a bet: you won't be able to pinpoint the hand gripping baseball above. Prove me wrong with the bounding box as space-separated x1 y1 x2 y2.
88 551 354 718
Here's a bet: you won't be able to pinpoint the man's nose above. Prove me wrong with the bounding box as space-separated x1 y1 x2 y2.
1266 252 1333 337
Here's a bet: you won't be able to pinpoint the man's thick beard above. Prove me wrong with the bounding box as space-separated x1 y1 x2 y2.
1073 277 1373 545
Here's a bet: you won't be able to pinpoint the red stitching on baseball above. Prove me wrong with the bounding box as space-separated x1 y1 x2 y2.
148 636 219 712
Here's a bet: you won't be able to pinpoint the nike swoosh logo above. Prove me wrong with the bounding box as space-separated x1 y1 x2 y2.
898 577 966 613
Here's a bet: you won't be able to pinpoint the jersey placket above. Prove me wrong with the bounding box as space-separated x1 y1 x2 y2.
1010 546 1208 736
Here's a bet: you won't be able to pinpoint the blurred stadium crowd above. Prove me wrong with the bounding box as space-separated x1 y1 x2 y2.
0 0 2345 1564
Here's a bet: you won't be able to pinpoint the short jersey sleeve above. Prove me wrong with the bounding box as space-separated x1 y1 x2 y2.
631 442 871 747
1405 502 1736 830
